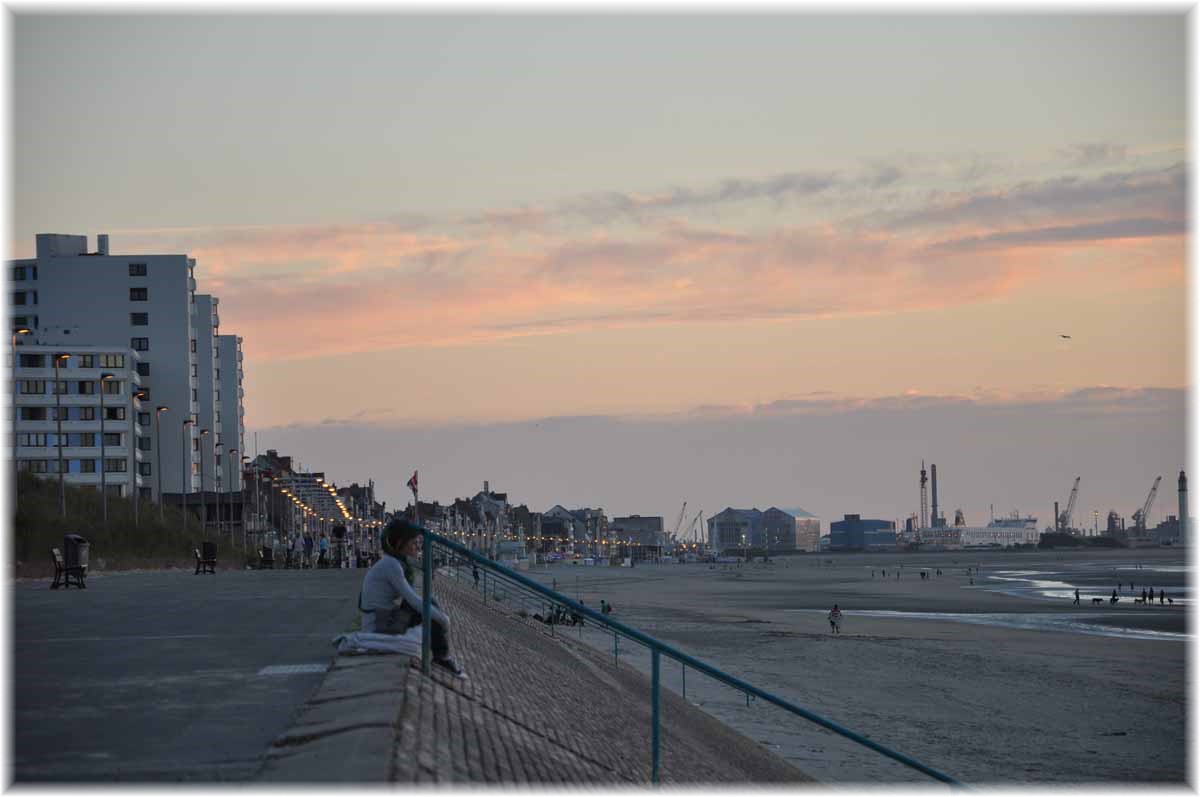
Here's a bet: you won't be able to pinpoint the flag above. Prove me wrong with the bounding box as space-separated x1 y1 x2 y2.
407 470 418 496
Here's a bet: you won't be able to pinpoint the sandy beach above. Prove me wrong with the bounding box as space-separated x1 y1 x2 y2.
522 547 1187 784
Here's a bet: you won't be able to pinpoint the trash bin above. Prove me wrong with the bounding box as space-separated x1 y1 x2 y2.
64 534 89 573
201 541 217 562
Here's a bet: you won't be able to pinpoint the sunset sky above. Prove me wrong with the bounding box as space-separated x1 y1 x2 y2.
9 12 1189 528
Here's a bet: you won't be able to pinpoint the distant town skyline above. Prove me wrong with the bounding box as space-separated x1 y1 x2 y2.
10 12 1188 525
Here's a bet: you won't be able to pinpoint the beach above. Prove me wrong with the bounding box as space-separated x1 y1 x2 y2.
525 548 1188 784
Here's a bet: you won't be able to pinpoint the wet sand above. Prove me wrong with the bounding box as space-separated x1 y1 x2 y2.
528 548 1187 784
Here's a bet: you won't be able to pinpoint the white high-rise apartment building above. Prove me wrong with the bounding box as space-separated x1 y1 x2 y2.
9 234 200 498
12 343 144 498
193 294 220 495
216 334 245 492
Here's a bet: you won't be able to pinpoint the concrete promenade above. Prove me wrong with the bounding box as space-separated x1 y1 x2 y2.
260 572 813 784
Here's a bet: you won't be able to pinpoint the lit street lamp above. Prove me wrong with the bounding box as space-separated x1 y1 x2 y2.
133 389 146 528
199 428 210 535
99 372 115 527
52 353 69 517
215 440 223 539
182 419 195 533
155 406 168 521
227 448 238 543
11 327 30 506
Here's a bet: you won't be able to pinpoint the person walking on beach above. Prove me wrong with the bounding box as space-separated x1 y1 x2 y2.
1160 590 1166 605
1142 588 1148 603
1074 589 1080 605
828 605 843 634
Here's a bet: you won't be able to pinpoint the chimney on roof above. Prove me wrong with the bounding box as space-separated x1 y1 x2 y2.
97 234 109 255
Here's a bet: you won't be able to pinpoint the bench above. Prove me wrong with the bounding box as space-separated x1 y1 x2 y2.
258 547 275 570
194 547 216 575
51 547 86 589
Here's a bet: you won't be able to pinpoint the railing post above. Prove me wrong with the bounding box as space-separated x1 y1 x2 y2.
421 531 432 676
681 663 686 700
651 649 661 784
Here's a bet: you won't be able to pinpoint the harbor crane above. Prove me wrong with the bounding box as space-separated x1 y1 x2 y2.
1132 476 1162 531
669 501 687 544
1058 477 1080 533
681 508 703 543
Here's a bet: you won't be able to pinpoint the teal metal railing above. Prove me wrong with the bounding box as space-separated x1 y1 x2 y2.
420 529 961 786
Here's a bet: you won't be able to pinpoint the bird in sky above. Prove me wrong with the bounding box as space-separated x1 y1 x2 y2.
1060 334 1072 339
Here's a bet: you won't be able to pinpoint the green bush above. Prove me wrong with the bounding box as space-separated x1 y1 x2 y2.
13 471 242 576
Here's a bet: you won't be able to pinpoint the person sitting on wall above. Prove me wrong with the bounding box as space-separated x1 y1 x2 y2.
359 518 466 679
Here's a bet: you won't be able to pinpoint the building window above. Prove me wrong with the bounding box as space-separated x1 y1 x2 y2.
12 291 26 306
192 438 200 452
79 354 94 368
12 316 27 330
102 432 122 447
129 288 148 301
191 388 198 401
130 338 149 352
191 364 198 378
18 433 47 447
137 412 150 426
138 436 152 451
79 406 95 421
190 339 197 353
138 462 152 477
18 354 44 368
80 459 96 473
19 380 45 394
215 412 221 424
104 458 127 473
104 406 125 421
215 369 220 382
77 380 95 395
102 380 121 396
215 391 220 402
136 362 150 377
130 312 149 326
19 407 46 421
12 266 25 281
100 354 125 368
129 263 147 276
77 432 95 447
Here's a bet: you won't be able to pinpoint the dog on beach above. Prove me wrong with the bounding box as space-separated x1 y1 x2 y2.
1091 597 1103 605
1134 597 1144 604
1168 597 1174 605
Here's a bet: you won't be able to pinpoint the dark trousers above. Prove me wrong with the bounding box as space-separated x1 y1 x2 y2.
374 604 450 659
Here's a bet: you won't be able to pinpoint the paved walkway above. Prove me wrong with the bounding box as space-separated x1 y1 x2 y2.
259 572 812 784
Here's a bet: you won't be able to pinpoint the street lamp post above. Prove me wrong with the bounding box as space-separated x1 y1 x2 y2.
99 372 115 527
182 419 195 533
227 448 238 543
11 327 30 506
214 441 223 540
133 390 146 528
199 429 210 535
53 353 69 517
240 454 249 550
155 406 168 521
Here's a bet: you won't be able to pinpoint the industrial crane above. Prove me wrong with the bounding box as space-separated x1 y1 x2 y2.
669 501 687 545
1132 476 1162 531
682 508 703 543
1058 477 1080 533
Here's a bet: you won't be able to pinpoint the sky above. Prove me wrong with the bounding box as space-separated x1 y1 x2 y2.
7 11 1190 529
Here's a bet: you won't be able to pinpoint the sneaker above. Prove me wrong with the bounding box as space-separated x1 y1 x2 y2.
434 656 468 680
